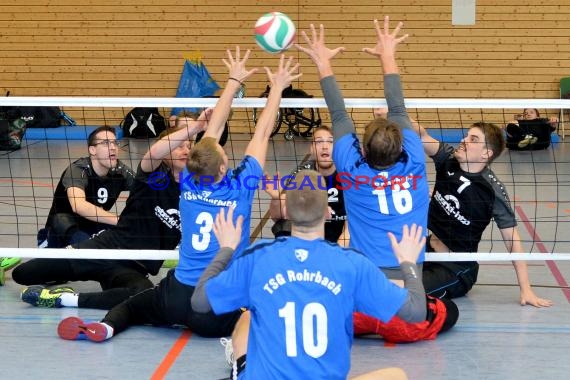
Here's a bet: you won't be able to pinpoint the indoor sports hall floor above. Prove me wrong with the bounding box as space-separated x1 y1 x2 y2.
1 133 569 380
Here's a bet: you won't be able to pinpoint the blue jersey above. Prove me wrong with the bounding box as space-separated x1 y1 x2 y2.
333 129 429 267
176 155 262 285
206 237 407 380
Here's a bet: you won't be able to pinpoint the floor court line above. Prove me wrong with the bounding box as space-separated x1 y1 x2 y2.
0 178 54 187
456 324 570 333
151 329 192 379
516 205 570 303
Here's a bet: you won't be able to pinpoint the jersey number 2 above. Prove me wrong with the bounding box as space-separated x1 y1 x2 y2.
279 302 328 358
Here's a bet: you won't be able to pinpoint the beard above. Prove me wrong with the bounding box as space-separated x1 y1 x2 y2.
316 158 334 171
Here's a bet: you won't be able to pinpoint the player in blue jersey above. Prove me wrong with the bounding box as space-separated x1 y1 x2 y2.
296 20 428 280
297 18 458 343
56 48 304 342
191 170 426 380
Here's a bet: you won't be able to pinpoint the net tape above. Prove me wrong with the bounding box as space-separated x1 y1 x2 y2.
1 97 570 109
1 248 569 262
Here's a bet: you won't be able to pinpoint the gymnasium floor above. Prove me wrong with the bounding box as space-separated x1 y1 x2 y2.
1 132 569 380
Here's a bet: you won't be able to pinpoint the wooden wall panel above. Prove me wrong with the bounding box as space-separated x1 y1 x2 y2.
0 0 568 129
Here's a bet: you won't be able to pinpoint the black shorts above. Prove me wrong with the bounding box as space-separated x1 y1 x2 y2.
104 269 242 338
423 236 478 299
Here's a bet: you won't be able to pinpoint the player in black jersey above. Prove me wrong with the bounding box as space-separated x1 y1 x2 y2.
16 110 212 309
266 125 348 244
413 119 553 307
44 126 135 247
2 126 134 285
505 108 558 150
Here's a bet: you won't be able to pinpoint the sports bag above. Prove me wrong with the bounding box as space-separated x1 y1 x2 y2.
121 107 166 138
0 107 27 151
18 106 62 128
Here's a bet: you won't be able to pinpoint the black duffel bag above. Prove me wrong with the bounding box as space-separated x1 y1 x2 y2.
18 106 62 128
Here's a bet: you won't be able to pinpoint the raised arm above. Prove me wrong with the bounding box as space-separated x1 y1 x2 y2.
264 172 286 221
140 108 212 173
376 106 440 157
363 16 412 131
296 24 354 141
244 55 301 168
203 47 258 142
500 226 553 308
409 117 440 157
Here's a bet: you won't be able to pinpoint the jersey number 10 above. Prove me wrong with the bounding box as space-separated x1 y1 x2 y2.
279 301 328 358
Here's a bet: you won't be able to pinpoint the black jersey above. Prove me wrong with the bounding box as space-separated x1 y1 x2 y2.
74 162 181 275
277 160 347 242
46 157 134 232
428 143 517 253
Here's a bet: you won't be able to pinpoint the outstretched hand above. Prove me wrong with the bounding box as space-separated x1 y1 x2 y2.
264 55 302 92
388 224 425 264
263 171 282 200
520 288 553 308
295 24 345 77
362 16 409 59
222 46 258 84
212 207 244 251
196 107 214 131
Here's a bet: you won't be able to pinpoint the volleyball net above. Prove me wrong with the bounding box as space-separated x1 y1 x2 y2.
0 96 569 262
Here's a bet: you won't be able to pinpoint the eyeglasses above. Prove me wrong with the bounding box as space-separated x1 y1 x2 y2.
93 139 118 147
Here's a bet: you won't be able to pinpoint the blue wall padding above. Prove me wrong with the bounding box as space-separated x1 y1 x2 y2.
425 128 560 144
24 126 124 140
22 126 559 144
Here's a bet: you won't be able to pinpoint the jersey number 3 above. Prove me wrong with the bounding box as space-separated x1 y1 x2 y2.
279 301 328 358
191 212 214 251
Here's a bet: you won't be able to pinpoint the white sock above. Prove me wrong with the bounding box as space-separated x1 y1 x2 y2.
59 292 79 307
101 322 114 339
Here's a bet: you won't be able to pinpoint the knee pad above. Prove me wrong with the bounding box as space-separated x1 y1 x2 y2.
50 213 79 239
439 298 459 333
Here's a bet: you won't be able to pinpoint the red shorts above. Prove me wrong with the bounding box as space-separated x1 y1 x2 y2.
353 296 451 343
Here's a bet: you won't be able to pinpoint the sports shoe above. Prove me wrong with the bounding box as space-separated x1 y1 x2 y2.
220 337 234 367
58 317 108 342
0 268 5 286
21 285 75 308
518 134 538 148
0 257 21 271
162 259 179 269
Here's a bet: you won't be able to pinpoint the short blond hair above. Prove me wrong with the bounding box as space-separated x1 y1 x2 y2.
186 137 224 178
286 170 328 228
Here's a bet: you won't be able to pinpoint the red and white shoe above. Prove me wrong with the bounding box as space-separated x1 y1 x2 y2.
57 317 108 342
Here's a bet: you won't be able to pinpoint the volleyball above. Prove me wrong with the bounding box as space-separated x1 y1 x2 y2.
254 12 296 54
